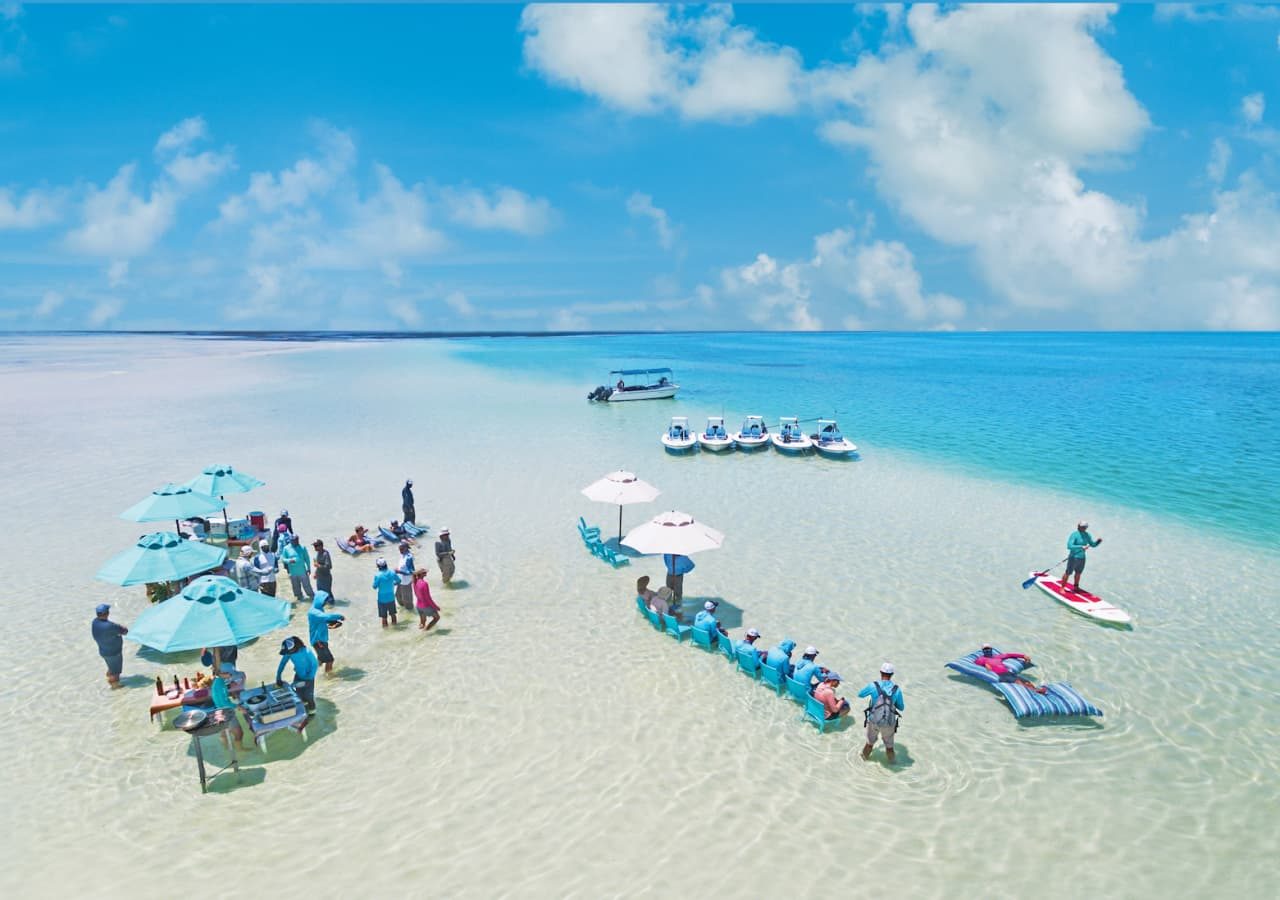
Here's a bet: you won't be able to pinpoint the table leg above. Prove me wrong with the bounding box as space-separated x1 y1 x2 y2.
193 735 208 794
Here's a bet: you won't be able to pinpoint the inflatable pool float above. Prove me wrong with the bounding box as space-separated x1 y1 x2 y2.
945 648 1101 719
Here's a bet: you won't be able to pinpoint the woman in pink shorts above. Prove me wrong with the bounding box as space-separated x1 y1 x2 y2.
413 568 440 631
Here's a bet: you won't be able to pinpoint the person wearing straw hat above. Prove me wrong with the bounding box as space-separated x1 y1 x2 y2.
91 603 128 687
435 528 456 585
859 663 904 762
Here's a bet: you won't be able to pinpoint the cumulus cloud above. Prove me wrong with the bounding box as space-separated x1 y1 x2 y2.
33 289 63 318
1242 92 1265 124
1207 138 1231 183
219 122 354 224
65 164 178 258
719 226 964 331
520 4 802 121
442 186 555 235
626 191 677 249
0 186 63 229
153 115 234 191
1 0 25 74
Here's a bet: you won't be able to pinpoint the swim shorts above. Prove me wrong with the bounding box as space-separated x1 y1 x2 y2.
314 642 334 664
866 723 895 749
377 601 396 618
101 653 123 676
1065 555 1087 576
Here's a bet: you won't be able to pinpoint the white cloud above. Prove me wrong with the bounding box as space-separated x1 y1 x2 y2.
1207 138 1231 183
444 290 474 317
626 191 676 249
0 186 62 229
87 297 123 327
107 260 128 286
154 115 233 191
520 4 802 121
1242 92 1265 124
548 307 590 330
155 116 207 154
1 0 25 74
719 226 963 330
65 164 178 258
33 289 63 317
442 186 555 235
220 122 354 223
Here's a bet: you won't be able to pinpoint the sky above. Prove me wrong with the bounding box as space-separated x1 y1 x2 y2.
0 2 1277 332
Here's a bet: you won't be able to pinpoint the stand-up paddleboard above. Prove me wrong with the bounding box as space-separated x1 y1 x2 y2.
1032 575 1132 625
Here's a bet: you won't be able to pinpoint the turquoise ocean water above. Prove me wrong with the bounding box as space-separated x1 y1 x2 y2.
451 332 1280 546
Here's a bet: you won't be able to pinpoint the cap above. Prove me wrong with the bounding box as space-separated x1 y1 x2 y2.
880 662 895 675
824 672 842 683
258 538 270 550
312 539 323 548
780 639 796 653
703 601 717 611
1078 520 1089 528
439 527 450 535
804 646 819 656
375 557 387 568
95 603 110 615
279 636 303 655
399 542 410 551
406 479 413 486
745 628 760 638
280 509 289 516
981 643 993 650
240 545 254 556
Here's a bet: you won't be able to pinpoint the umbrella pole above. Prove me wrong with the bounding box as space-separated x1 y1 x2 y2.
213 646 222 675
618 506 623 544
222 498 229 541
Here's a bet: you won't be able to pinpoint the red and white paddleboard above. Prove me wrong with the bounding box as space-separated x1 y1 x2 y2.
1032 575 1132 625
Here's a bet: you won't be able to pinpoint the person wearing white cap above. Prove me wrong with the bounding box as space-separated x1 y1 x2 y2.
402 480 416 525
435 527 456 585
693 599 728 647
859 663 904 762
372 557 400 627
234 544 260 591
793 646 829 694
1060 520 1102 592
734 628 765 661
252 538 279 597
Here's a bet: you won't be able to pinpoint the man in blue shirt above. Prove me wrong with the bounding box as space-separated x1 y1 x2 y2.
90 603 128 687
276 636 319 713
858 663 905 762
792 646 828 693
734 628 764 662
372 557 400 627
663 553 694 604
1060 520 1102 591
764 639 797 678
693 600 728 646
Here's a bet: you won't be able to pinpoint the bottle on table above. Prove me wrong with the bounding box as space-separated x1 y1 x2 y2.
155 676 163 695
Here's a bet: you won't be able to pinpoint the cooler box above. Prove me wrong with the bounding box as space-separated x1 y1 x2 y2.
248 511 266 531
228 518 255 539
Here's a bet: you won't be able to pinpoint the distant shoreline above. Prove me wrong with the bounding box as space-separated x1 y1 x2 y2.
1 330 1275 340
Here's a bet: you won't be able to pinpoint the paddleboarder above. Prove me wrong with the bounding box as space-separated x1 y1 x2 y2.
1060 521 1102 592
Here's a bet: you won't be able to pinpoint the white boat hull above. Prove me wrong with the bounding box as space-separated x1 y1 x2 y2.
661 435 698 453
698 436 735 452
609 386 678 401
734 434 769 450
771 434 813 453
814 439 858 457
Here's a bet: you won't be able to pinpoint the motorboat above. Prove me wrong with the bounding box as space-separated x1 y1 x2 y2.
660 416 698 453
812 418 858 457
589 368 678 402
734 415 770 450
771 417 813 454
697 416 734 452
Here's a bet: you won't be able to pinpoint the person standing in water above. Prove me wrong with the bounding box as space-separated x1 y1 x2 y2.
1060 520 1102 591
312 539 334 603
413 569 440 631
435 527 456 585
308 592 344 675
91 603 128 688
859 663 904 762
402 479 416 525
372 558 399 627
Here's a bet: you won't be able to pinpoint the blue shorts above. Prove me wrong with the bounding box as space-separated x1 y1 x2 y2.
377 601 397 618
101 653 123 676
1065 555 1087 576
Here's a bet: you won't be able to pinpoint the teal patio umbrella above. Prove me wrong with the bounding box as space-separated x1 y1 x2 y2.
125 575 290 654
120 483 226 535
184 465 265 535
96 532 228 587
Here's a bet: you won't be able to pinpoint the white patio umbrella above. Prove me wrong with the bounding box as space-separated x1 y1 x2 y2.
581 470 660 542
621 509 724 556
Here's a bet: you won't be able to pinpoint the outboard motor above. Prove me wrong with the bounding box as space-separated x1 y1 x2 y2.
588 385 614 402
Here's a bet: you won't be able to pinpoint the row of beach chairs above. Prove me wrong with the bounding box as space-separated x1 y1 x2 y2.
578 517 629 567
634 596 844 733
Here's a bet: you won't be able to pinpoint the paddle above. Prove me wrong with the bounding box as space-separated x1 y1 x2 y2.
1022 556 1069 589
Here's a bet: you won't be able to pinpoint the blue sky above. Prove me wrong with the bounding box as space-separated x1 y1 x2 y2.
1 3 1277 331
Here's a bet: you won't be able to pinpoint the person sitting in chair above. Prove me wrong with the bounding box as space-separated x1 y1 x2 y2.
693 600 728 646
814 672 851 720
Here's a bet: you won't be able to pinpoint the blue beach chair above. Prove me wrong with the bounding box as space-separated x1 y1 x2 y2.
803 695 841 732
760 664 785 695
690 628 715 651
719 634 737 662
645 608 663 630
735 646 761 679
663 614 692 642
785 676 811 703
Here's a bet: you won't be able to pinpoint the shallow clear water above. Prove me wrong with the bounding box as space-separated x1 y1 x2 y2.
0 335 1276 899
